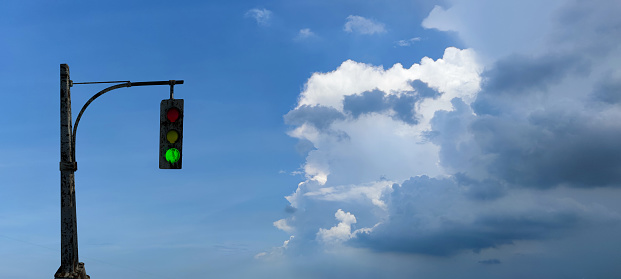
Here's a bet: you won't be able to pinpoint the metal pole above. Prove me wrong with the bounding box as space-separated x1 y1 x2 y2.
56 64 89 279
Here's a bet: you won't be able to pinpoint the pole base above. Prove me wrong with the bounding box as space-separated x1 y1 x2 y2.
54 262 90 279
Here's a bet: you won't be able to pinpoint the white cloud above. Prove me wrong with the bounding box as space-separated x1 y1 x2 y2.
303 180 394 209
395 37 421 47
343 15 387 35
421 1 564 64
254 236 294 260
260 1 621 276
317 209 358 243
421 5 459 32
254 252 267 259
245 8 272 26
276 38 621 255
295 28 316 40
274 218 295 233
296 47 481 111
279 47 483 250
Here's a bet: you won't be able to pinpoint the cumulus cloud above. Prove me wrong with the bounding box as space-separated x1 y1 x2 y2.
343 15 387 35
317 209 359 243
265 0 621 270
276 47 485 254
295 47 481 112
283 47 482 197
275 47 621 260
245 8 272 26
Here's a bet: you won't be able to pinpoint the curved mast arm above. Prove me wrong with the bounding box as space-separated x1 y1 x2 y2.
71 80 184 163
71 82 131 162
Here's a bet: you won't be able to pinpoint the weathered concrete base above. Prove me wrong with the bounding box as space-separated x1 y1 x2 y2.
54 262 89 279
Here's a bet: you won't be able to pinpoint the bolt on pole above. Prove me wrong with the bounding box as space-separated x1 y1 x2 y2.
56 64 89 279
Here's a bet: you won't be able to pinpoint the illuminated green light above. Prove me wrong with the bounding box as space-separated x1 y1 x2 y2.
165 148 181 163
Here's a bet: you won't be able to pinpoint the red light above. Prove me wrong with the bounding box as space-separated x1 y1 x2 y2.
167 108 179 122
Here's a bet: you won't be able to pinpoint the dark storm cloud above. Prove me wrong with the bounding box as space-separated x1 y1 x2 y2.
427 35 621 190
284 105 345 131
457 0 621 189
472 53 590 116
433 95 621 189
349 176 584 256
482 53 588 94
553 0 621 56
591 73 621 104
342 86 436 125
454 173 507 201
277 0 621 265
473 111 621 188
428 97 483 175
478 259 501 265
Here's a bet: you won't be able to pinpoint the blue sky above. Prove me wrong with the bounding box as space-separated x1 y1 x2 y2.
2 0 621 278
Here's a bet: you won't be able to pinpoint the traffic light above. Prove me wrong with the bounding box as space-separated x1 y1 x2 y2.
160 99 184 169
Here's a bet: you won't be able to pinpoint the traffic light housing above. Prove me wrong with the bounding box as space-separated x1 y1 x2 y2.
160 99 184 169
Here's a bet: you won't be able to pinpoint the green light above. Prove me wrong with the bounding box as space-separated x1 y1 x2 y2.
165 148 180 163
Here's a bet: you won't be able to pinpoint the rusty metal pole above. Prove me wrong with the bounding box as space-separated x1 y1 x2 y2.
56 64 89 279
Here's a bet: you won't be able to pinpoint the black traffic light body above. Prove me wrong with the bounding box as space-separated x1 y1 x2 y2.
160 99 184 169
